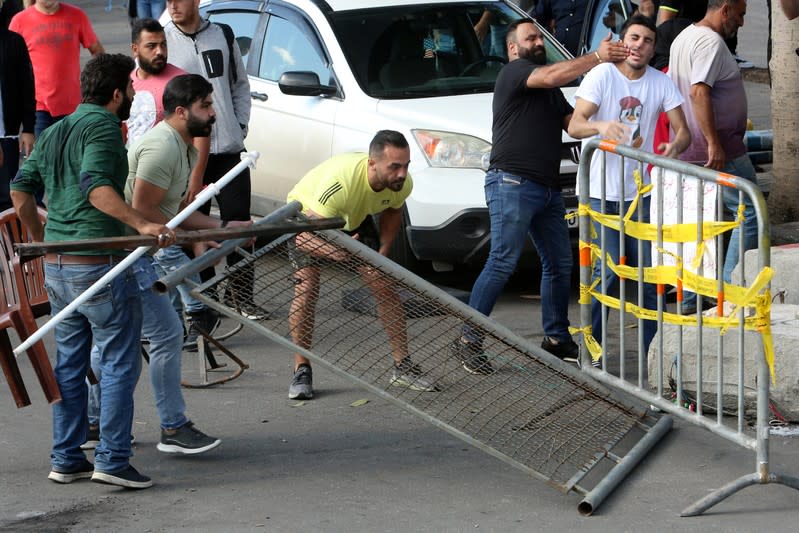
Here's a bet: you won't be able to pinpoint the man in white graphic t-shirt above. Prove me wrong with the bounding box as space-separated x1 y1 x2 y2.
568 14 690 358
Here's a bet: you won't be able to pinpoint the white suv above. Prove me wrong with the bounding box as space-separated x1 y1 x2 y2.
195 0 583 270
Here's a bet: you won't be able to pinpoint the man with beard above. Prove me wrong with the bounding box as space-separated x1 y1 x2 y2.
126 17 220 351
286 130 436 399
452 20 628 375
11 54 173 489
668 0 752 311
127 18 187 147
165 0 260 321
111 74 245 456
567 14 690 362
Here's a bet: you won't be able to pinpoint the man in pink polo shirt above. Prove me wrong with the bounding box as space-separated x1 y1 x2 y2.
126 17 186 146
10 0 104 137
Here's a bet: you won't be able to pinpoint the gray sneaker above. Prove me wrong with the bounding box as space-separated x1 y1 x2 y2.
289 364 314 400
390 357 438 392
156 422 221 455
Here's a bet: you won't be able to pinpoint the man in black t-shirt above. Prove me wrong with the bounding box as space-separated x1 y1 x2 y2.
452 19 628 375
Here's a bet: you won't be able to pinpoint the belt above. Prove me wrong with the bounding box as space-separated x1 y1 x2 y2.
44 254 121 265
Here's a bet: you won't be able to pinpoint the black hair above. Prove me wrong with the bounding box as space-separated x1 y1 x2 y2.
506 18 536 45
620 14 657 41
369 130 409 158
80 54 136 106
131 17 164 44
163 74 213 116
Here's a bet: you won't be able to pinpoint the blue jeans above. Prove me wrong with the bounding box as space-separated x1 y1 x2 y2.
722 154 759 284
136 0 165 19
466 169 573 343
34 111 66 139
44 261 142 473
590 196 657 354
684 154 759 307
152 244 204 315
88 257 186 430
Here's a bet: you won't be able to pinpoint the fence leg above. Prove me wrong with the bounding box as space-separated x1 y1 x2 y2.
681 471 799 517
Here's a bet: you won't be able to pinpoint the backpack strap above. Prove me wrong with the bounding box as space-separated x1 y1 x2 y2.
214 22 238 85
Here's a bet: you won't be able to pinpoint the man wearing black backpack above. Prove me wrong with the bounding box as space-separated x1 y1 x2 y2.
164 0 264 319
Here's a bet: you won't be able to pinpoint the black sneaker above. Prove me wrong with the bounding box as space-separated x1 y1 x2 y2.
450 339 494 375
390 357 438 392
156 422 221 455
223 295 268 320
92 465 152 489
541 336 579 363
184 308 222 351
80 425 100 451
48 459 94 484
288 364 314 400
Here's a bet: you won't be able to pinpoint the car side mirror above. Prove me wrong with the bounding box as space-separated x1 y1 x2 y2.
278 71 337 97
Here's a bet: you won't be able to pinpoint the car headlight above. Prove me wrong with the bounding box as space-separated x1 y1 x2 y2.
412 129 491 171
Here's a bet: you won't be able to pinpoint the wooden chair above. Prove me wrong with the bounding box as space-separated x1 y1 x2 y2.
0 207 60 407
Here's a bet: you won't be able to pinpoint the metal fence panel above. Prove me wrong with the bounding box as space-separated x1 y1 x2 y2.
576 139 799 516
179 224 669 515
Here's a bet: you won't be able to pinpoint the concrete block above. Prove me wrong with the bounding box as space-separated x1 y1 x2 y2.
647 304 799 420
731 245 799 304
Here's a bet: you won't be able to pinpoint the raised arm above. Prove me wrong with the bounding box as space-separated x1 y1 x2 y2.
527 33 628 89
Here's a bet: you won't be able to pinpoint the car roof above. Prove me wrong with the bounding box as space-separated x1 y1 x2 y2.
201 0 504 12
323 0 500 10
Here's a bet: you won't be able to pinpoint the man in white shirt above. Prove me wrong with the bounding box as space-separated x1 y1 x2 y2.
568 14 690 358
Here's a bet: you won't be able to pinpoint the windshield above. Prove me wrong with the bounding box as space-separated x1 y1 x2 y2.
330 2 570 99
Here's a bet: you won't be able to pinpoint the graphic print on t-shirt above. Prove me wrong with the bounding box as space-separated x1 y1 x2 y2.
618 96 644 148
201 49 225 79
127 91 157 147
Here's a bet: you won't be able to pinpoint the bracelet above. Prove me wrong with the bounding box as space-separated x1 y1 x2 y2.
220 220 228 228
594 51 603 63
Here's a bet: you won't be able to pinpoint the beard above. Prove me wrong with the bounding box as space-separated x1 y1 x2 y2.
138 55 167 75
518 44 547 65
187 114 215 137
117 92 133 121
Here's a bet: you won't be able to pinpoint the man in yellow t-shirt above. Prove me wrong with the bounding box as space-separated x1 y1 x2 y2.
285 130 436 399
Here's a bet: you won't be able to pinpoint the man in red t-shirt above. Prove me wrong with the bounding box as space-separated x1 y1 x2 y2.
10 0 104 137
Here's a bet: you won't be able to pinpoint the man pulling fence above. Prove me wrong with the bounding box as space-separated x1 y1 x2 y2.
286 130 437 400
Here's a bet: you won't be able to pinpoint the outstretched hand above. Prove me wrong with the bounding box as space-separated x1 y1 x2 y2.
596 32 628 64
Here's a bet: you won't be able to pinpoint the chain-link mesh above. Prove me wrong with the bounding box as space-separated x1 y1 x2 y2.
197 230 655 492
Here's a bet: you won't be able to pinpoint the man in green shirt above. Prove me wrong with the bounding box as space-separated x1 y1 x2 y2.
286 130 436 400
11 54 173 489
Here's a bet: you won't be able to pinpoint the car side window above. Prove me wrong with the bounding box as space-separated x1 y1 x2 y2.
258 15 330 83
585 0 630 55
206 10 260 66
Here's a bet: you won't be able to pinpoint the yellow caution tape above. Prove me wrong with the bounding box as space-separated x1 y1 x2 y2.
570 167 773 380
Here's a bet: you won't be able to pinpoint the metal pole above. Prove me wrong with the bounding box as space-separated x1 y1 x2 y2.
578 415 673 516
13 151 259 356
153 201 305 293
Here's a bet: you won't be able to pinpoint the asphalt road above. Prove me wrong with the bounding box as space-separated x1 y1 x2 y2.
1 2 795 532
